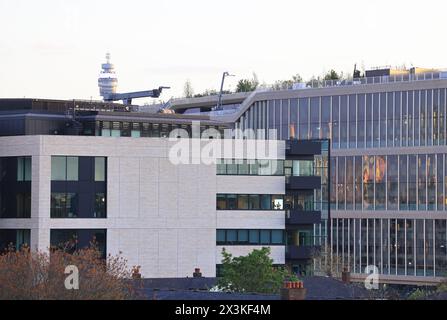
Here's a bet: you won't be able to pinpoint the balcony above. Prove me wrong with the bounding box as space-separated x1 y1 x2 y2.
286 175 321 190
286 209 321 225
285 246 314 260
286 140 322 156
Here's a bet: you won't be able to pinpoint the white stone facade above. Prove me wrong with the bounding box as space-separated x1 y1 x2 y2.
0 135 285 278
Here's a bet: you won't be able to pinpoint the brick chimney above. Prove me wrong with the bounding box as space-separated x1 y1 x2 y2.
193 268 202 278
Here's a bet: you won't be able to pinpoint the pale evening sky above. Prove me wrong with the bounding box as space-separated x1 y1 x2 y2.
0 0 446 104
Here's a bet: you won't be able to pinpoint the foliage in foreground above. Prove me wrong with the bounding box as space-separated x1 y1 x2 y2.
217 247 297 294
0 245 141 300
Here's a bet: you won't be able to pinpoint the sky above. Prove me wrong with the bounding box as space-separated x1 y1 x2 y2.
0 0 446 104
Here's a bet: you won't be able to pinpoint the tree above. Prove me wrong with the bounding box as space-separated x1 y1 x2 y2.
272 73 303 90
0 245 143 300
323 69 341 81
311 244 351 278
217 247 296 294
236 73 259 93
183 80 194 98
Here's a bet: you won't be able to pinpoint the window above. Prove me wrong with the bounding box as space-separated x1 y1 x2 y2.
50 193 78 218
249 195 260 210
249 230 259 244
17 157 31 181
260 230 271 245
0 229 30 251
217 230 226 245
260 195 271 210
50 229 107 259
51 156 78 181
217 194 227 210
237 195 249 209
272 196 284 210
94 157 106 181
94 193 106 218
227 195 237 210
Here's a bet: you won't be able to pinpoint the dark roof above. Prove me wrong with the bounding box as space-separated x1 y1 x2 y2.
135 276 371 300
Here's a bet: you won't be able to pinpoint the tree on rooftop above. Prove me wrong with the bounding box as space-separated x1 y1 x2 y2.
183 79 194 98
236 73 259 93
217 247 297 294
323 69 342 81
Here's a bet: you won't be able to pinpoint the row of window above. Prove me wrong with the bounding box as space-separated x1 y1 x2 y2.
216 158 325 177
331 218 447 277
51 156 106 182
216 159 284 176
216 229 285 245
330 154 447 211
98 121 225 139
217 194 284 210
237 89 447 149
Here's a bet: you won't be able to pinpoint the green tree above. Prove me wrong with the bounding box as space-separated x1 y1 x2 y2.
236 73 259 93
323 69 341 80
217 247 296 294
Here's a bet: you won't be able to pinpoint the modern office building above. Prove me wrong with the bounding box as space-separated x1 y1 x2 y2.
163 67 447 285
0 99 326 278
1 66 446 285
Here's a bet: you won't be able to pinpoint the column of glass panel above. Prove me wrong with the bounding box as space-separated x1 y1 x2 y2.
414 91 420 146
402 91 408 147
290 99 298 139
434 220 447 277
282 99 289 140
332 96 339 149
354 156 362 210
433 89 439 146
363 156 374 210
337 157 345 210
299 98 309 140
387 92 394 147
330 157 337 210
340 96 348 149
426 219 434 276
406 219 415 276
427 90 433 146
394 91 401 147
416 220 424 275
380 93 387 148
399 155 408 210
441 89 446 145
390 219 396 274
440 154 446 211
368 219 375 268
408 91 414 147
397 219 405 275
357 94 366 148
310 97 320 140
346 157 354 210
373 93 380 148
375 155 386 210
366 93 373 148
388 155 398 210
384 218 390 274
418 154 427 210
428 154 436 210
348 95 356 148
421 90 427 146
321 97 331 140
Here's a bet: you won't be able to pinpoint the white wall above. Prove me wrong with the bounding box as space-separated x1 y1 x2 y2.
0 135 286 278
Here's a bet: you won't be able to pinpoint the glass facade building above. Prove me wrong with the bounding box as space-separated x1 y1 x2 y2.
234 81 447 280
